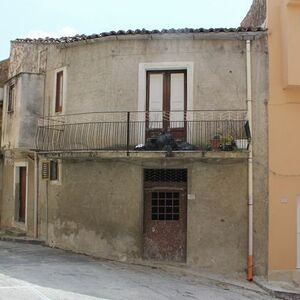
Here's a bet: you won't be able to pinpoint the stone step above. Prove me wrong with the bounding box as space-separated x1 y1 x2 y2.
1 228 26 237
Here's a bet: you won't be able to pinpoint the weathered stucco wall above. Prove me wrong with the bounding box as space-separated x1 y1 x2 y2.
2 73 44 150
38 159 250 273
0 160 2 225
0 59 9 87
8 43 49 78
18 74 44 149
241 0 266 27
251 36 269 276
0 60 9 216
43 35 266 115
39 160 144 261
187 161 248 272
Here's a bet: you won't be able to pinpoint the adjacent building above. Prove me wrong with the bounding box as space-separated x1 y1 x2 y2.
267 0 300 281
0 59 9 225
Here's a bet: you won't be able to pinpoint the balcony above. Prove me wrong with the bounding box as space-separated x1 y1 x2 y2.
35 110 249 158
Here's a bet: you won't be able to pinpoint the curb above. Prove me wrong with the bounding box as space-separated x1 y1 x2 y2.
254 279 300 300
0 235 45 246
159 265 268 297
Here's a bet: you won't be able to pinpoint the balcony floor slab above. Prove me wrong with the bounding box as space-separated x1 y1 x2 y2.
38 150 249 161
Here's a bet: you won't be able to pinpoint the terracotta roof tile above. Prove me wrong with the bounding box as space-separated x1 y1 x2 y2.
13 27 266 44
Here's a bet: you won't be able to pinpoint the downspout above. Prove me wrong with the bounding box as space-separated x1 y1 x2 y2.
34 152 39 238
246 39 254 281
46 178 49 242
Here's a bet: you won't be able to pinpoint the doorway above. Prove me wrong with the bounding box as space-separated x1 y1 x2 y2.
15 165 27 223
143 169 187 262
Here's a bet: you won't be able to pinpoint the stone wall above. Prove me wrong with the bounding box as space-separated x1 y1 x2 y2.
0 59 9 87
241 0 266 27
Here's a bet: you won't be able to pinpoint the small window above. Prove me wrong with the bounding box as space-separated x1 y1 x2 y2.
50 160 59 181
55 71 63 113
8 84 15 113
151 191 180 221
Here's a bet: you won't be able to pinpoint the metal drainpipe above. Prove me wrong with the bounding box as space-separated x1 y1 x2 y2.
246 39 254 281
46 179 49 243
34 152 39 238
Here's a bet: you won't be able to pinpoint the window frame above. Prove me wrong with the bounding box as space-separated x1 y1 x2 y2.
53 67 67 114
138 62 194 113
49 159 62 185
7 83 16 113
137 62 193 143
55 71 63 113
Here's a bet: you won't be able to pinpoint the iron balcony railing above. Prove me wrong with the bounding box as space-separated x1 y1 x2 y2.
35 110 249 152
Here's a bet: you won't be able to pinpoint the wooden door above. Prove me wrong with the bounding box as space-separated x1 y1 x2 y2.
19 167 26 222
143 185 187 262
146 70 187 141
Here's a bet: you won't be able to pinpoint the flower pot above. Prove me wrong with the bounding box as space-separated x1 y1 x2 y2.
235 139 248 150
211 138 221 150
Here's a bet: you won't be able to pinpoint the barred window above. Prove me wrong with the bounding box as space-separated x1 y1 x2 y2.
151 191 180 221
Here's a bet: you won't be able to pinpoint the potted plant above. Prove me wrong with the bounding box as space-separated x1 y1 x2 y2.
211 132 222 150
223 134 235 151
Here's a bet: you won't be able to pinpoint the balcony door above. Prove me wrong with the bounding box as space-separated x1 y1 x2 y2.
146 70 187 141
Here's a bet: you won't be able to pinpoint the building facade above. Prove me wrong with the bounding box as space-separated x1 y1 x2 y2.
0 28 268 275
267 0 300 281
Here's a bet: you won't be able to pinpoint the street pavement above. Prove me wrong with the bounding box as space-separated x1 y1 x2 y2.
0 241 273 300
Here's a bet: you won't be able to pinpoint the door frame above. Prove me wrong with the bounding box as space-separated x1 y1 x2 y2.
138 62 194 114
138 62 194 144
145 70 187 140
13 161 28 230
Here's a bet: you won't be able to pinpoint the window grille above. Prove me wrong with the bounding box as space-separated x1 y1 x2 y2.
144 169 187 182
151 191 180 220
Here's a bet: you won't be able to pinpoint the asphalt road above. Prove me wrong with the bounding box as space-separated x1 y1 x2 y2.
0 240 273 300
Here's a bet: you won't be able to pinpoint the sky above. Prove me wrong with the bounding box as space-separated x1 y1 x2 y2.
0 0 252 60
